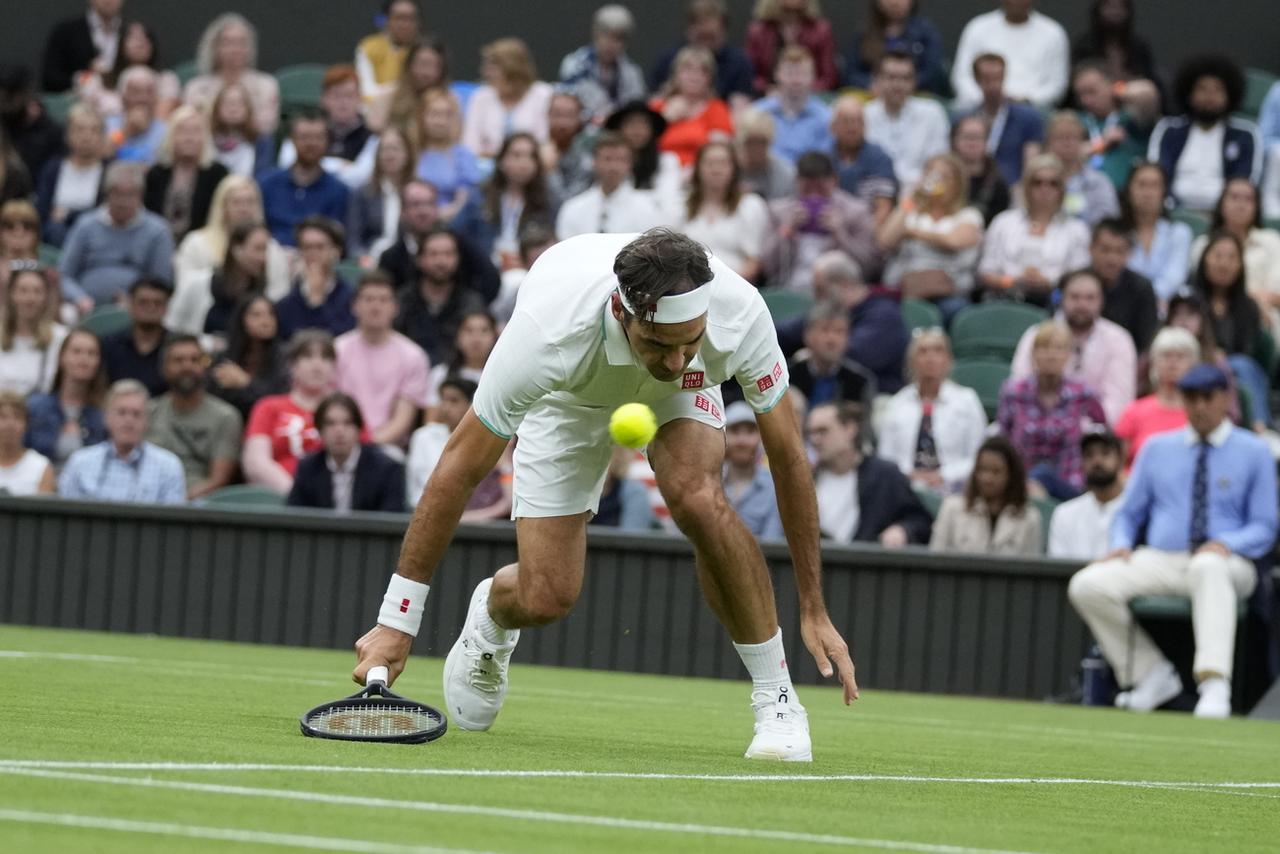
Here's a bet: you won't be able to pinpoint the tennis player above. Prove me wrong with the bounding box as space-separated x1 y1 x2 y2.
354 229 857 761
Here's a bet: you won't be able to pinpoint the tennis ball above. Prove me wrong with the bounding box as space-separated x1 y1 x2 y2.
609 403 658 449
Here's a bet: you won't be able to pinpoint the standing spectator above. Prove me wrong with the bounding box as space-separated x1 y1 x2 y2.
977 154 1090 307
348 127 416 261
1048 429 1127 561
287 392 406 514
1069 0 1159 85
1149 56 1261 214
57 378 186 504
41 0 126 94
542 91 596 209
722 401 783 540
459 133 556 267
376 37 449 150
1089 218 1158 353
259 110 351 248
76 21 181 120
877 153 985 324
828 95 896 228
679 141 769 282
878 328 988 495
354 0 421 103
1189 179 1280 325
0 266 67 395
36 103 108 246
201 223 272 338
207 294 288 421
1000 321 1108 500
649 47 733 168
787 301 876 411
461 38 554 159
413 91 479 223
0 203 47 298
950 114 1010 227
0 65 65 182
146 335 242 500
24 328 109 468
1120 162 1193 303
863 51 948 188
105 67 166 164
208 82 275 180
1114 327 1198 468
649 0 754 106
274 216 355 341
396 227 487 366
969 53 1044 186
0 391 56 495
183 13 281 136
1045 111 1119 227
101 277 173 397
1068 363 1277 719
605 101 682 216
1070 60 1159 190
143 105 229 243
845 0 946 96
375 180 499 299
753 47 831 165
556 133 665 240
930 435 1041 556
424 309 496 418
951 0 1070 111
745 0 838 95
558 5 648 122
736 110 796 202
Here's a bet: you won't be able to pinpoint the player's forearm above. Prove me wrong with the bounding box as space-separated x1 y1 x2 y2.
395 460 483 583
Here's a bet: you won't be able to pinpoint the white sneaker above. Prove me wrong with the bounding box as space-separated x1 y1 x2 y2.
1114 660 1181 712
442 578 519 731
744 687 811 762
1194 677 1232 719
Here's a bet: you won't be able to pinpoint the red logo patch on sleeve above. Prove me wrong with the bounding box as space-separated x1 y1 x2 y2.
756 375 775 393
772 362 783 382
682 371 705 389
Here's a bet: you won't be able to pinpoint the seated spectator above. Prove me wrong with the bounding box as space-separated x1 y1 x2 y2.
735 109 796 202
1189 179 1280 326
542 91 596 209
722 401 783 540
413 91 479 223
1068 363 1277 719
348 127 416 261
0 391 55 495
143 105 230 244
649 46 733 168
24 328 108 468
878 153 985 324
36 103 108 246
461 38 554 159
1149 56 1261 214
494 223 556 325
208 81 275 180
951 0 1069 111
930 435 1041 556
1089 218 1157 353
556 132 666 240
375 180 500 298
207 294 288 421
950 114 1010 227
1011 270 1136 424
424 309 496 419
183 13 281 136
335 271 429 449
0 65 64 183
1120 162 1193 303
969 53 1044 186
592 444 659 532
648 0 754 106
754 47 831 165
763 152 881 292
58 378 186 504
259 110 351 248
373 37 449 147
396 227 487 365
878 328 988 495
276 65 377 190
201 222 274 341
1114 327 1198 469
1160 294 1243 426
603 101 683 218
287 392 407 513
0 266 68 396
806 400 932 547
1045 111 1119 226
59 161 175 310
1070 0 1159 85
863 50 948 188
828 95 896 228
977 154 1090 307
1048 428 1127 561
1000 321 1108 500
1070 60 1159 190
0 203 46 301
242 329 339 493
101 277 173 397
0 125 33 207
787 300 875 411
745 0 838 95
76 21 181 120
559 5 648 122
679 141 769 281
41 0 126 94
354 0 421 103
106 67 166 164
458 133 557 267
845 0 946 95
146 334 242 500
274 216 355 341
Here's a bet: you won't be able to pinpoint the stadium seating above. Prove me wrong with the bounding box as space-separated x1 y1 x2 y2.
760 289 813 323
901 298 943 336
949 303 1047 361
1169 208 1210 238
78 305 131 338
172 59 199 86
336 259 364 284
912 482 943 519
37 243 61 268
275 63 327 115
1242 68 1278 119
1032 495 1058 552
950 356 1011 420
202 484 287 507
39 91 76 125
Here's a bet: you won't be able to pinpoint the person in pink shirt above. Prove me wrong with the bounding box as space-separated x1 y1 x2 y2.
335 270 431 450
1113 326 1198 469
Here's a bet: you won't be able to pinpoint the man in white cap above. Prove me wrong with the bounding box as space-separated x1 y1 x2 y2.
353 228 857 761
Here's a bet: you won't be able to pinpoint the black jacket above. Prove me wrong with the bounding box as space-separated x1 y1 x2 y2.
1099 267 1159 354
852 456 933 545
41 16 112 92
376 231 500 303
143 162 230 238
287 445 407 513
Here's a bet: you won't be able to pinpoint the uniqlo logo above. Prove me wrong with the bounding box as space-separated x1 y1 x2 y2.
772 362 783 382
756 374 774 393
710 402 722 420
681 371 705 389
694 394 710 412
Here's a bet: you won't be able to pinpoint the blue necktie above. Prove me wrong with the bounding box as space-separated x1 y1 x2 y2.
1189 441 1210 549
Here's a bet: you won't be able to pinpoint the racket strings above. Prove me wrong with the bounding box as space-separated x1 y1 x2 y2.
306 702 440 738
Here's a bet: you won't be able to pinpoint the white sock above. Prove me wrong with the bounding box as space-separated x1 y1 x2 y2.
476 582 513 645
733 628 801 707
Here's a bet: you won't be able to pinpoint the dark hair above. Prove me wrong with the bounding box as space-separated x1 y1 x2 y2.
225 293 282 375
383 0 418 17
686 140 742 221
518 221 556 263
613 229 713 322
439 376 478 402
355 268 397 296
1173 55 1245 115
795 150 835 180
212 221 268 305
1190 231 1257 356
290 106 327 131
593 130 631 155
50 328 107 406
286 328 337 364
1210 177 1263 232
875 48 916 75
1192 231 1249 303
483 132 551 235
129 277 173 297
971 52 1005 77
965 436 1028 512
1117 161 1168 228
1074 0 1154 81
161 333 203 362
1058 267 1104 296
416 224 458 257
1070 58 1112 85
106 22 161 89
294 214 344 249
315 391 364 432
448 309 497 373
859 0 918 76
1091 218 1132 246
1166 293 1224 362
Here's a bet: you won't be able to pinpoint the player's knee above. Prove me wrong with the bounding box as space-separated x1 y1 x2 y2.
663 474 726 529
516 575 580 625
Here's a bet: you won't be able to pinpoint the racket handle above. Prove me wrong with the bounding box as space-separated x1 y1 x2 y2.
366 665 390 687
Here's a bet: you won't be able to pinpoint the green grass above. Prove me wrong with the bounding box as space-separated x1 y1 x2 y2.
0 625 1277 853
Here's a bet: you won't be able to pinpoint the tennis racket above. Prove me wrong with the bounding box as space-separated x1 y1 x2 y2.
300 666 447 744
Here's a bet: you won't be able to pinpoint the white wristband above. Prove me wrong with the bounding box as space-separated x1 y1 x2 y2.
378 574 430 637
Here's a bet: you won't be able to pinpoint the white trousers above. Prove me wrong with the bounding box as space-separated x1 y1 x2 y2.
1068 548 1257 684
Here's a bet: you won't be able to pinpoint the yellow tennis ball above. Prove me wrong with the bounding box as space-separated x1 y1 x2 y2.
609 403 658 449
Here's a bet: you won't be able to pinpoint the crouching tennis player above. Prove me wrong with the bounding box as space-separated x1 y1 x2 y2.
353 228 857 761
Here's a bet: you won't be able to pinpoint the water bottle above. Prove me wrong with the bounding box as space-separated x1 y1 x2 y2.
1080 645 1115 707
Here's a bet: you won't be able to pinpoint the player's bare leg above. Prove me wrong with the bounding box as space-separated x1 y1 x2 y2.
650 417 812 761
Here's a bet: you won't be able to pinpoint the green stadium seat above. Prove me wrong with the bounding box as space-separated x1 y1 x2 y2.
78 305 131 338
1130 595 1247 621
901 298 943 336
1252 327 1277 379
760 289 813 323
912 482 943 519
39 91 76 125
37 243 61 268
1242 68 1278 119
203 484 287 507
950 357 1011 421
949 303 1047 361
1031 496 1059 552
336 260 365 284
172 58 199 86
1266 218 1280 233
1169 208 1210 239
275 64 327 115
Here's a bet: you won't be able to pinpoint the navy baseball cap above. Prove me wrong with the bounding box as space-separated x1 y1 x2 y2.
1176 363 1230 393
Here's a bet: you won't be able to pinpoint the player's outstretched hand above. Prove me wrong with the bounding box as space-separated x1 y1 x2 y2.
352 624 414 686
800 611 859 705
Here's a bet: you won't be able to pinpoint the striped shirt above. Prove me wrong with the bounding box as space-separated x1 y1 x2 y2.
58 441 187 505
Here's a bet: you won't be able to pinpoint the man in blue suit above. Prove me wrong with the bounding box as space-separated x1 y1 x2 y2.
287 392 406 514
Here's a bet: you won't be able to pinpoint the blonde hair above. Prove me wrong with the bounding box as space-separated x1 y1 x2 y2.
66 102 105 133
734 108 776 142
196 13 258 75
1149 326 1201 386
419 88 462 147
1031 320 1071 351
0 389 27 421
664 45 716 97
905 328 951 382
482 38 537 93
156 105 215 168
202 174 265 260
912 153 969 215
753 0 822 20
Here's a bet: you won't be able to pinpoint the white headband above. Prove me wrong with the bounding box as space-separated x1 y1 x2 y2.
617 284 712 324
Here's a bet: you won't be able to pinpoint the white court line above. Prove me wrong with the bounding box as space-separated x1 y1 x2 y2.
0 766 1036 854
0 808 490 853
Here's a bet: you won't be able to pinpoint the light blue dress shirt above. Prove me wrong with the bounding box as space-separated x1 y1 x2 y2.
58 441 187 505
755 95 833 164
1128 218 1193 302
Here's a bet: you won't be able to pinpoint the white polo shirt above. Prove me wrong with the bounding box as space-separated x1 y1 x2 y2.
555 183 668 240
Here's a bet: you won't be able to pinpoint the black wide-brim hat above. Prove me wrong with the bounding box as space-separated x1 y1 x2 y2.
603 100 667 139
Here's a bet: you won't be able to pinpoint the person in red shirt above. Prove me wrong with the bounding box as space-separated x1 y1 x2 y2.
745 0 838 95
1113 326 1198 469
649 46 733 168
